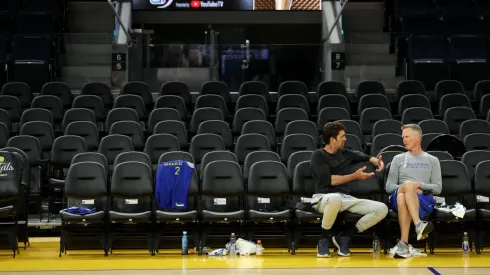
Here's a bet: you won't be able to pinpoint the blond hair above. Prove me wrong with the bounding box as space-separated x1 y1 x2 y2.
401 124 423 136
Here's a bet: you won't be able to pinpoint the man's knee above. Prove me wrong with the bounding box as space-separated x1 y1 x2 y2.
399 182 418 193
322 194 342 211
397 193 406 206
376 202 389 218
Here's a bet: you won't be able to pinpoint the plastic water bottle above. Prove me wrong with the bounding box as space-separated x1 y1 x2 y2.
462 232 469 255
256 240 263 255
229 233 237 255
182 231 188 255
373 236 380 255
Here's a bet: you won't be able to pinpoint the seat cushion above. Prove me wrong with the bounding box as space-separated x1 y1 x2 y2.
478 209 490 220
343 212 362 222
48 178 65 188
201 210 245 221
294 209 322 221
108 211 152 222
388 209 398 220
248 209 291 221
60 210 105 222
434 208 476 221
0 205 15 218
155 210 198 221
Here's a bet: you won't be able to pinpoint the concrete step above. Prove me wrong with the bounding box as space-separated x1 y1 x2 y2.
67 2 114 33
64 33 114 44
346 76 406 91
345 65 396 78
63 44 112 66
61 66 111 89
347 53 396 66
344 32 390 44
345 43 390 55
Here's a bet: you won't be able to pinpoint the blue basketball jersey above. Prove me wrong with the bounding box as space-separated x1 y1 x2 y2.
155 160 195 210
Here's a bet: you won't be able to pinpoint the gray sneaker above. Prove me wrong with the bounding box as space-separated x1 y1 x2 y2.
393 241 410 258
415 221 434 240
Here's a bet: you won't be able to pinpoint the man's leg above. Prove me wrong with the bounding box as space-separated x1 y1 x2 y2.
397 182 434 240
331 196 388 256
314 193 342 257
397 193 411 243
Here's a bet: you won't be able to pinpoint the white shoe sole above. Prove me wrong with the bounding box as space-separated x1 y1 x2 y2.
416 222 433 241
317 253 331 258
332 237 351 257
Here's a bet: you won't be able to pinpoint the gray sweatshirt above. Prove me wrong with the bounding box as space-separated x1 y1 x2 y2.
385 151 442 195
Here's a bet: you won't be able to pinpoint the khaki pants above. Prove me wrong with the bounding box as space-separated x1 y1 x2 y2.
313 193 388 232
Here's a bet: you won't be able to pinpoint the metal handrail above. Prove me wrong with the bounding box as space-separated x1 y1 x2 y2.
107 0 133 47
325 0 349 44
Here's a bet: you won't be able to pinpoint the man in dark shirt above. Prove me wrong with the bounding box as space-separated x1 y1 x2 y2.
310 121 388 258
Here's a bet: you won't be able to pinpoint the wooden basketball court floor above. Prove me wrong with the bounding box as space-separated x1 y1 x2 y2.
0 238 489 275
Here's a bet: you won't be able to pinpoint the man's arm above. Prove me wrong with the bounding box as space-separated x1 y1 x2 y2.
344 149 371 162
311 152 356 187
420 157 442 195
385 156 400 193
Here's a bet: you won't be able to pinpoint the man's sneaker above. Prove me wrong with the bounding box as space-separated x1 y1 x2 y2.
408 244 427 257
332 235 351 256
392 241 410 258
317 238 331 258
415 221 434 240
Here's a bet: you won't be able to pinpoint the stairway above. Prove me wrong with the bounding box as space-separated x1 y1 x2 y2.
60 1 115 90
342 1 403 92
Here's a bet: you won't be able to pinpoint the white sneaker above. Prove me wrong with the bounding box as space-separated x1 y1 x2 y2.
408 245 427 257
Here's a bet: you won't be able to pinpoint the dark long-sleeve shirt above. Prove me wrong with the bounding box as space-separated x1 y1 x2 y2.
310 148 371 194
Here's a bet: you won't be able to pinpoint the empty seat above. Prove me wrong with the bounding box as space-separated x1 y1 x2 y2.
105 108 139 132
280 134 316 163
278 81 308 98
276 94 309 114
154 120 188 149
41 82 73 110
197 120 232 149
6 135 42 166
108 161 153 255
422 133 443 151
0 95 21 122
462 150 490 181
243 151 281 180
439 94 471 115
317 81 347 98
359 107 392 135
275 108 309 136
189 133 225 164
356 81 386 99
0 123 8 147
396 80 426 99
154 95 187 120
475 160 490 222
234 133 271 164
372 119 402 138
480 94 490 117
113 94 146 120
358 94 391 114
398 94 431 114
0 109 11 132
61 108 97 132
427 151 453 161
143 134 180 165
19 108 53 127
31 95 63 122
287 151 313 178
114 151 152 169
459 119 490 140
317 94 350 115
317 107 350 130
371 133 403 156
120 81 153 109
1 82 32 109
464 133 490 151
50 136 87 170
200 151 238 179
160 81 191 105
241 120 276 149
474 80 490 102
344 134 363 151
233 108 267 133
98 134 134 166
190 107 223 134
200 81 231 104
444 107 476 135
235 95 269 117
71 152 109 176
147 108 181 134
284 120 319 147
195 94 228 118
401 107 433 125
238 81 270 102
419 119 450 134
108 121 144 150
20 121 54 154
434 80 465 101
81 82 114 109
72 95 105 122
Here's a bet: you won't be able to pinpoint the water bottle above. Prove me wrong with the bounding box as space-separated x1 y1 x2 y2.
229 232 237 255
256 240 263 256
372 236 380 255
182 231 188 255
462 232 469 255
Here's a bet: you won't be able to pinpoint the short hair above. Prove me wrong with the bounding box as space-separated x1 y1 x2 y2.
401 124 423 136
323 121 345 145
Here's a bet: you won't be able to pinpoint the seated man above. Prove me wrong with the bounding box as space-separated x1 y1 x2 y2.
385 124 442 258
310 121 388 257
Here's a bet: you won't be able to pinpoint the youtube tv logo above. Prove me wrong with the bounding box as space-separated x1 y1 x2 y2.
190 0 200 8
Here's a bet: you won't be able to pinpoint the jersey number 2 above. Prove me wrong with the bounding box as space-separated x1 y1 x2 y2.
174 166 180 175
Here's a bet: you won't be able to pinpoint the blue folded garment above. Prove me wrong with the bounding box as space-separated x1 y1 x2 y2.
62 206 97 215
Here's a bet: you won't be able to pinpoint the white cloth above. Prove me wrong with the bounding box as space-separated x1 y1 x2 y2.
435 202 466 219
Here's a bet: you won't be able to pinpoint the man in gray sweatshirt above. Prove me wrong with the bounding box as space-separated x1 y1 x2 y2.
385 124 442 258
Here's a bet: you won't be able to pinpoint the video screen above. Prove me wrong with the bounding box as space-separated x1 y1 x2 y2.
132 0 321 10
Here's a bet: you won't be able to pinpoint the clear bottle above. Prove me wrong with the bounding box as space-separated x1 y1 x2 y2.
462 232 469 255
182 231 188 255
372 236 380 255
229 232 237 255
256 240 263 255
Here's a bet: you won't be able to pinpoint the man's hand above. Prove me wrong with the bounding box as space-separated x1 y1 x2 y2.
416 188 423 194
370 155 385 173
353 166 375 180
